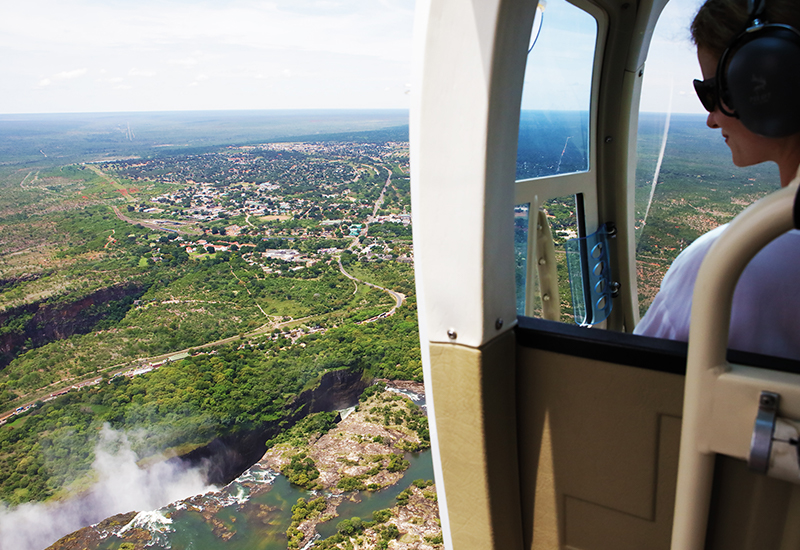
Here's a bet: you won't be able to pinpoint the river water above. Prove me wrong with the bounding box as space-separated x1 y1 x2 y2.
101 386 433 549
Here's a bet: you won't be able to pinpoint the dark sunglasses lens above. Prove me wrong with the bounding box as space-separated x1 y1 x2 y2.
693 78 717 112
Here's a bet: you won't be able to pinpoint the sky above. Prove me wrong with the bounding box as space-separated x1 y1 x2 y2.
0 0 705 115
520 0 706 114
0 0 415 114
639 0 707 114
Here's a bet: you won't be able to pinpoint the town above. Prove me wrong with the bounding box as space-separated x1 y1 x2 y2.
95 141 413 274
0 139 415 425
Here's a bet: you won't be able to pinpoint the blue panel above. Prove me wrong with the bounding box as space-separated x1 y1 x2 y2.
565 224 613 326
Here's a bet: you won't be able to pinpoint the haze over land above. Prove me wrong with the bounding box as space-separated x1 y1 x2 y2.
0 111 429 549
0 106 784 549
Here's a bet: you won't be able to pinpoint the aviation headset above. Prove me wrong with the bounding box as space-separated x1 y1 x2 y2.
716 0 800 137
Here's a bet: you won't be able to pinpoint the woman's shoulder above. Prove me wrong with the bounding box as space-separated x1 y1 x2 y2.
634 224 728 339
635 225 800 343
660 224 728 284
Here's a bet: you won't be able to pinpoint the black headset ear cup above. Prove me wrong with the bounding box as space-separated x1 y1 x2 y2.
724 25 800 137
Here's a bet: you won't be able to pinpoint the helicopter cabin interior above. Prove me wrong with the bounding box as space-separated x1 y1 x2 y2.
409 0 800 548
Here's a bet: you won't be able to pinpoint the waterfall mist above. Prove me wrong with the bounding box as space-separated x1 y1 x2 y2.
0 424 216 550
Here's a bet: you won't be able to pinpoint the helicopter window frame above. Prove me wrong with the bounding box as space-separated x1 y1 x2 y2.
514 0 608 323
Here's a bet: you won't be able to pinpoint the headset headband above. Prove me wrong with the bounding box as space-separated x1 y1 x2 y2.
749 0 766 22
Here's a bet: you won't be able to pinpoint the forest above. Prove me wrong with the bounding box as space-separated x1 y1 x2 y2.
0 122 418 508
0 287 420 504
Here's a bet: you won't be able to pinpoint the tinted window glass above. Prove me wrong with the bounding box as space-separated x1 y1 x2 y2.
515 196 579 323
516 0 597 180
634 0 780 319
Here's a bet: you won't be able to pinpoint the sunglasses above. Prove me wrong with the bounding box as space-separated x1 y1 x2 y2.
693 76 739 118
693 77 718 112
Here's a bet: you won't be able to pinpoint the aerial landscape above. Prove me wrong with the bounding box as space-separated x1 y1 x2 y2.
0 0 789 546
0 111 433 550
0 106 784 549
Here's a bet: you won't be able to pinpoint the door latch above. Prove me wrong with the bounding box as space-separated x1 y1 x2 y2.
749 391 779 473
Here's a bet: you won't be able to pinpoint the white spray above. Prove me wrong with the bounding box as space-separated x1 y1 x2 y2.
556 136 571 173
641 79 674 229
0 424 216 550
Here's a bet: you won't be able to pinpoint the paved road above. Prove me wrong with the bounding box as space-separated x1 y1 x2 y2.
347 165 393 251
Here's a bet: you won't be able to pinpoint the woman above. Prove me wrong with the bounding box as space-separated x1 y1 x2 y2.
634 0 800 360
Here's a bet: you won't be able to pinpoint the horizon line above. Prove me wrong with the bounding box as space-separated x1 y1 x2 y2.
0 108 706 117
0 108 413 118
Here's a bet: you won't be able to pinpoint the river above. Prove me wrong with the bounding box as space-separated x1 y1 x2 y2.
99 386 433 549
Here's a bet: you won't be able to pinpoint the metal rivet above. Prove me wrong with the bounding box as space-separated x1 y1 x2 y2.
605 136 613 143
538 257 546 265
447 329 457 340
761 394 777 407
542 294 550 302
495 318 503 330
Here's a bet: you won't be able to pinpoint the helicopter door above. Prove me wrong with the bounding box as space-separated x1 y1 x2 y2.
515 317 684 549
412 0 685 546
511 3 686 543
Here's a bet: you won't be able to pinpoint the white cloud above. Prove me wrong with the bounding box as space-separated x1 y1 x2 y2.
169 57 200 67
1 0 413 59
35 68 88 89
129 68 157 77
54 68 88 80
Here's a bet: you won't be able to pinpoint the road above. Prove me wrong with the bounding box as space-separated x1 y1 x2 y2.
337 256 406 317
85 164 136 203
1 163 407 421
0 313 313 424
111 205 200 235
0 257 409 424
359 166 393 239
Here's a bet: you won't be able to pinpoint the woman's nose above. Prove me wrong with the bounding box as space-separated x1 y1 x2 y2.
706 110 720 129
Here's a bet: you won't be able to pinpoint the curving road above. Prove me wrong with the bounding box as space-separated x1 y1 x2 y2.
337 256 406 317
0 266 407 424
1 163 407 422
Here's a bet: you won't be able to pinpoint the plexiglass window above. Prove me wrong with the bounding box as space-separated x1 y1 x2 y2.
515 0 598 322
516 0 597 179
634 0 779 321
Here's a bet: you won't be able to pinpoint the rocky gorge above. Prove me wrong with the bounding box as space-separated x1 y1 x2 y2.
45 381 442 550
0 281 147 369
176 367 371 486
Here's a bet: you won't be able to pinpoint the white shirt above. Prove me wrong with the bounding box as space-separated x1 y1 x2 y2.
634 224 800 360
